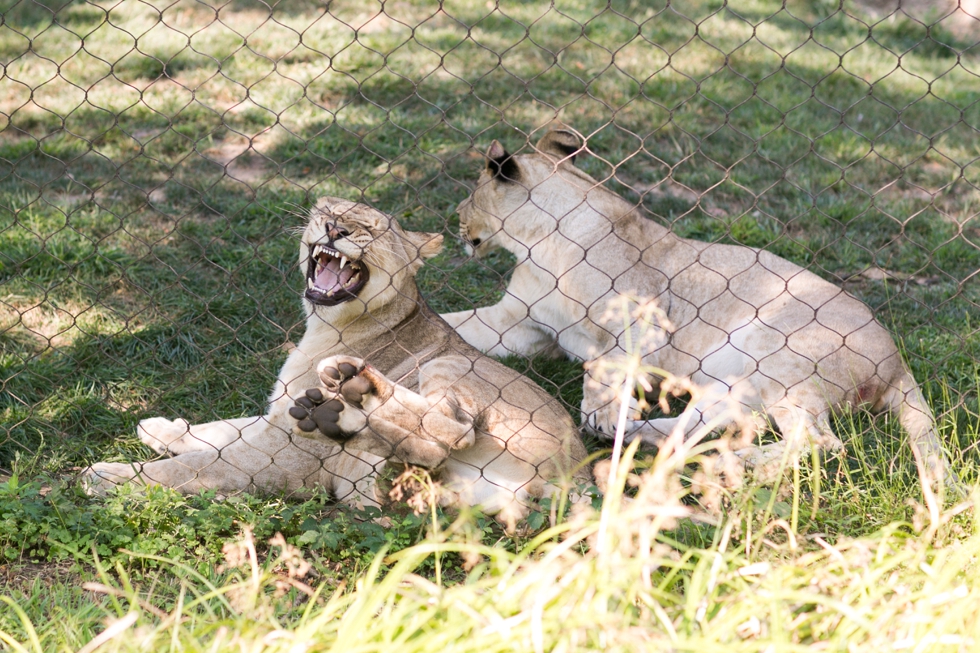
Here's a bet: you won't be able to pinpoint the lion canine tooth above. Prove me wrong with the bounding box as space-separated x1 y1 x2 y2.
308 278 314 289
348 272 360 288
313 244 323 258
340 255 348 269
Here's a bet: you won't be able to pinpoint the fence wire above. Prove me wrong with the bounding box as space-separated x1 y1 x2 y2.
1 0 978 513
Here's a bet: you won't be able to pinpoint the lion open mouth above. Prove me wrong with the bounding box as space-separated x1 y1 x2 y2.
305 243 369 306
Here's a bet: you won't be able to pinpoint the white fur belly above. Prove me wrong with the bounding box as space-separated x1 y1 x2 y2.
688 320 789 408
694 344 754 390
731 318 821 398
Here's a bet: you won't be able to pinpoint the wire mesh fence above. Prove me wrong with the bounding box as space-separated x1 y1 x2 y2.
1 0 978 513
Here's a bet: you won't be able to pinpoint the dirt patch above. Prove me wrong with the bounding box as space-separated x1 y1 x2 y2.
357 11 394 34
854 0 980 38
632 177 731 218
872 176 979 225
202 128 280 190
839 265 943 286
131 127 168 144
874 179 937 203
0 281 157 351
0 559 83 594
0 298 91 349
147 127 283 205
635 178 700 204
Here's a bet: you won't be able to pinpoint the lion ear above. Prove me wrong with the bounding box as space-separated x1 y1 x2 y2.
486 140 521 183
535 129 583 164
404 230 444 260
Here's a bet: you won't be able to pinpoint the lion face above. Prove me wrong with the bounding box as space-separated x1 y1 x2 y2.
301 197 443 313
458 130 595 257
455 184 503 258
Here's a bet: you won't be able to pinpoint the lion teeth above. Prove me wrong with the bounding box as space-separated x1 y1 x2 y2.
340 255 348 269
347 272 360 288
308 278 314 290
313 245 323 259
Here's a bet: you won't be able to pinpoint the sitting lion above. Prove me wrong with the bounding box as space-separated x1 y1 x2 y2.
87 197 588 525
441 128 955 487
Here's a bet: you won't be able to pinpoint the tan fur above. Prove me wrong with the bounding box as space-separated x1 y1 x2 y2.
442 128 956 488
86 198 587 525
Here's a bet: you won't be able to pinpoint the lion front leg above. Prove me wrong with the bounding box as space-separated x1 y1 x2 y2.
442 294 558 358
290 356 476 468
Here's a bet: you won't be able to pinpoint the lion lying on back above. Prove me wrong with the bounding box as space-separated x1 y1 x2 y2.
442 128 956 488
87 197 587 526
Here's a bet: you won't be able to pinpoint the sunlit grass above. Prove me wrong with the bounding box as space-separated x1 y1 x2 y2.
2 414 978 652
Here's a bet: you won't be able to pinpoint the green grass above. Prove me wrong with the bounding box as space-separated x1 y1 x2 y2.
2 427 979 652
1 0 980 649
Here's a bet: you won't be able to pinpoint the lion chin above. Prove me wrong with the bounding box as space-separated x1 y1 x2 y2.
84 196 589 530
441 127 958 493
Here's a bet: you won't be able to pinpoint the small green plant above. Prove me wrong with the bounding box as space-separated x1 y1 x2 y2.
0 477 458 574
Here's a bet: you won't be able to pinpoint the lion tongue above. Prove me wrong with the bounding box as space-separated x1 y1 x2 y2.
315 258 344 294
338 264 356 286
315 258 356 294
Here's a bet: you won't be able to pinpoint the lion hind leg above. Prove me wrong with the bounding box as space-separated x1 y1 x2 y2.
292 357 476 466
344 414 463 468
879 375 961 495
84 449 247 496
139 416 264 455
315 355 430 414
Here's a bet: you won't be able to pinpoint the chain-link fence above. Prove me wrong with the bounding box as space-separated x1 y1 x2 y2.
2 0 978 511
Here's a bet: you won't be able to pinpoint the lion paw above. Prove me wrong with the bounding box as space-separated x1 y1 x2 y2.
81 462 143 496
138 417 191 455
583 403 619 439
729 444 793 485
317 356 380 406
289 387 350 441
290 356 394 442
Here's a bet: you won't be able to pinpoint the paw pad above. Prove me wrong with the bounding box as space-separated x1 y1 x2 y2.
319 360 375 408
289 388 347 440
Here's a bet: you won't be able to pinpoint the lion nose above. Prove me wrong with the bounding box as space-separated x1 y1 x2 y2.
469 237 482 247
327 225 349 241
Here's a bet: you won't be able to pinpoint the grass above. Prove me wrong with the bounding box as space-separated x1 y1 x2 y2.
1 0 979 649
2 415 979 651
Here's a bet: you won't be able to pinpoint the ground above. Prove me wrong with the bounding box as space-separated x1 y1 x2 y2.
1 0 979 649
